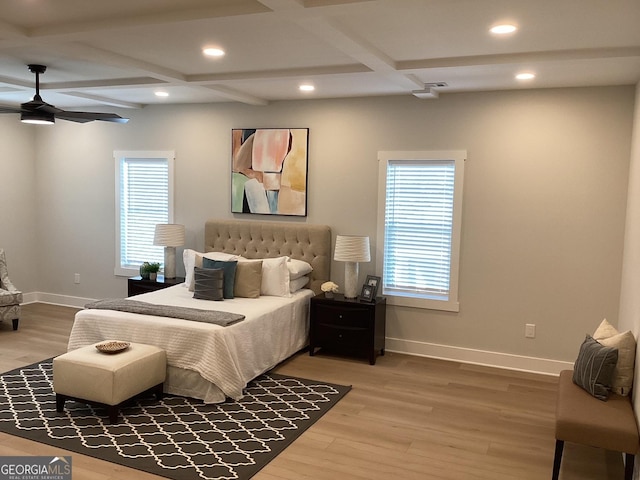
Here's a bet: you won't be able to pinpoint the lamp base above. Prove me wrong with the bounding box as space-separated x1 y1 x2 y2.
164 246 177 279
344 262 359 298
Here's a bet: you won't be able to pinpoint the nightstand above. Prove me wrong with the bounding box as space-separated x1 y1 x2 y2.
309 293 386 365
127 275 185 297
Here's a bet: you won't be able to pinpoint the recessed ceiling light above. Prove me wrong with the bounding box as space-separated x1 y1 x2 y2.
203 47 225 57
490 24 517 35
515 72 536 80
299 84 315 92
155 91 169 97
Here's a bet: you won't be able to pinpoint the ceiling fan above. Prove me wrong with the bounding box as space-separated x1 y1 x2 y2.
0 64 129 125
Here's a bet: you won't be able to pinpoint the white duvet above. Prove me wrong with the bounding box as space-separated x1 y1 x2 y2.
68 284 313 403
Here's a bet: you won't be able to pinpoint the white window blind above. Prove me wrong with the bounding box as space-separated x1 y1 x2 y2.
114 151 175 276
384 159 454 298
377 151 465 311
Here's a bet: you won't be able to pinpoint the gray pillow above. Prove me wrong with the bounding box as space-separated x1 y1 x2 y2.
193 267 224 301
572 335 618 401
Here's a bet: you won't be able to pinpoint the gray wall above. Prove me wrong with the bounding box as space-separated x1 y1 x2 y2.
2 85 635 367
619 82 640 431
0 117 37 291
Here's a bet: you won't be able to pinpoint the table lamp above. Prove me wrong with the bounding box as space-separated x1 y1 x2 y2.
153 224 185 279
334 235 371 298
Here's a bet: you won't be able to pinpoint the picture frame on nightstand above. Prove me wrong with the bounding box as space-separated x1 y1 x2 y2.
364 275 381 298
359 284 375 302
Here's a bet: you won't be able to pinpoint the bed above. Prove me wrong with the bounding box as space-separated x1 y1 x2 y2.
68 219 331 403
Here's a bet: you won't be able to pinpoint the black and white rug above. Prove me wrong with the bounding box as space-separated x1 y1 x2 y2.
0 359 350 480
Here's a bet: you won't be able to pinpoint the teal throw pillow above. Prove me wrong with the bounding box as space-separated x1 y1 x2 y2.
203 258 238 299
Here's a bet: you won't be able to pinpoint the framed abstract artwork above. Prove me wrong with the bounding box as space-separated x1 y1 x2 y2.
231 128 309 216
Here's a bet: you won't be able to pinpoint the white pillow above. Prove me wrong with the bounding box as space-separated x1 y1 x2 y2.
183 249 239 291
593 318 637 396
260 256 290 297
183 249 200 289
289 275 309 293
593 318 618 339
287 258 313 280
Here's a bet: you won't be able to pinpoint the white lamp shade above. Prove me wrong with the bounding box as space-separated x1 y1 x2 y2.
153 224 185 247
333 235 371 263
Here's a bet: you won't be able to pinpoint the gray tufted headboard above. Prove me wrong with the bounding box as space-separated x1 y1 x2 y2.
204 219 331 295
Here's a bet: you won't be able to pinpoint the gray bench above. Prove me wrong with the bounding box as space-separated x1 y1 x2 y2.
553 370 639 480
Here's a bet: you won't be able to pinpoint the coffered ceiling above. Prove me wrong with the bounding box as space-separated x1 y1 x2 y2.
0 0 638 111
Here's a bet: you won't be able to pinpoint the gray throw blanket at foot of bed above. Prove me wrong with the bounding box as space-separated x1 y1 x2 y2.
84 299 245 326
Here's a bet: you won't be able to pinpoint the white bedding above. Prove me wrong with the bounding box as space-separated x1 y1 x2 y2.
68 284 314 403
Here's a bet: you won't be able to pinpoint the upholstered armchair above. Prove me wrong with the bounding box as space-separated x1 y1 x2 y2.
0 249 22 330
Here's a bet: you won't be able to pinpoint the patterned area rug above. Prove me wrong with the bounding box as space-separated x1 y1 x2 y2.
0 359 350 480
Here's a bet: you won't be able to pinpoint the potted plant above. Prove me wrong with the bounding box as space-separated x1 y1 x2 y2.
140 261 161 281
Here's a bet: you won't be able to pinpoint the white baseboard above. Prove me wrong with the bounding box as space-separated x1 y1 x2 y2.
385 337 572 376
21 294 572 376
23 292 95 308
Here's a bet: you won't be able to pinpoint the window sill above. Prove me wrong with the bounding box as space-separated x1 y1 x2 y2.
115 267 142 277
385 294 459 312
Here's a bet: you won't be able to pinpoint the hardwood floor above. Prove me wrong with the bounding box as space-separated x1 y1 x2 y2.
0 303 626 479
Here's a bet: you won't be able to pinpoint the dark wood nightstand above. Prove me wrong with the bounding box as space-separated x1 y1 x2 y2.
309 293 386 365
127 275 185 297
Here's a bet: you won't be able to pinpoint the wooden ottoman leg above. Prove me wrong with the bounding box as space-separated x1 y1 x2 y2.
625 452 634 480
56 394 66 413
552 439 564 480
107 405 119 424
153 382 164 400
12 318 18 330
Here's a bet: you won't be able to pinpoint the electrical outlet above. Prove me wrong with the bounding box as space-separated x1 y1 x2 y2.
525 323 536 338
74 273 80 284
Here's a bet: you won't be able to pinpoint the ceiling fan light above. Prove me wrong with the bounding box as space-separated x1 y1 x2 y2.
203 47 225 57
490 24 517 35
21 110 55 125
516 72 536 80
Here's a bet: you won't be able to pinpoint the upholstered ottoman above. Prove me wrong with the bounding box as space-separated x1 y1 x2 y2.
53 342 166 423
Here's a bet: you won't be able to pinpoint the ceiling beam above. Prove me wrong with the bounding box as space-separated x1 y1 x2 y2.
62 92 143 109
0 18 27 38
48 43 188 83
187 64 370 83
397 47 640 70
44 77 167 91
260 0 423 90
25 2 271 39
202 85 269 106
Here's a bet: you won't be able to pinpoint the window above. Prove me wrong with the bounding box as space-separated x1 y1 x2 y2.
377 150 465 312
114 150 175 276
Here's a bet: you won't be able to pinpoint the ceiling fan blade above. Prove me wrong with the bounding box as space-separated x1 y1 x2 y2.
21 98 63 114
55 111 129 123
12 65 129 125
0 104 21 114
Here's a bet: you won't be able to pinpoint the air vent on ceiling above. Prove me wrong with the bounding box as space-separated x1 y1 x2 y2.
412 88 439 99
412 82 448 99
